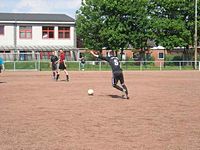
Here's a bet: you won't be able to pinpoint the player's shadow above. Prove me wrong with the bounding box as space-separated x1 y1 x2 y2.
0 81 6 84
60 79 68 82
107 94 122 99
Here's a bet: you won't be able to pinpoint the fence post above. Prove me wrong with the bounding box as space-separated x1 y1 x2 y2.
78 61 81 71
14 61 16 71
199 61 200 71
99 61 102 71
179 61 182 70
38 52 40 71
35 61 37 71
140 61 142 71
160 61 162 71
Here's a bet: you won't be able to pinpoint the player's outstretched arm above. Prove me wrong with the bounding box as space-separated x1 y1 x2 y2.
90 51 99 58
90 51 108 61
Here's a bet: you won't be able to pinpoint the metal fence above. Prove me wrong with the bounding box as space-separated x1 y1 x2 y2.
78 61 200 71
1 53 200 71
2 60 200 71
0 53 40 71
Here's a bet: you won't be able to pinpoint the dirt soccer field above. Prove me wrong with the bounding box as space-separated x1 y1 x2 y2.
0 71 200 150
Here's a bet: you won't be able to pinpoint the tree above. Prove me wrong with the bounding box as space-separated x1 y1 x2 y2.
76 0 152 60
127 0 153 61
149 0 200 61
76 0 200 61
76 0 104 50
101 0 153 60
149 0 190 49
76 0 131 60
99 0 133 60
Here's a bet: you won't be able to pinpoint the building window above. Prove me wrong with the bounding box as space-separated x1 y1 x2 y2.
58 27 70 39
158 52 164 59
0 25 4 35
42 26 54 39
19 26 32 39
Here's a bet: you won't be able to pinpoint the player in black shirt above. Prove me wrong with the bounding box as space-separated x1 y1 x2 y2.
50 51 59 80
90 51 129 99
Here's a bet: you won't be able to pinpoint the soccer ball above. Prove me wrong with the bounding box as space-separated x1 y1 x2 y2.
88 89 94 95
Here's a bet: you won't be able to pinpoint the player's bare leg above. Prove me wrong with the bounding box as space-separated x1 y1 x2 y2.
56 70 60 81
121 83 129 99
52 71 56 80
112 77 129 99
112 83 124 92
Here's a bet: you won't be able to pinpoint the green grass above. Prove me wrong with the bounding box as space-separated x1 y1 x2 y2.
4 62 14 70
4 61 197 71
5 61 38 70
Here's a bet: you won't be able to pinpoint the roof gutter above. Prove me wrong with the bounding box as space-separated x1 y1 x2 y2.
0 21 75 25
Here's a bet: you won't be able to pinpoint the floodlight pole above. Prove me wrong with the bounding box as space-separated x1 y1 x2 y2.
194 0 198 69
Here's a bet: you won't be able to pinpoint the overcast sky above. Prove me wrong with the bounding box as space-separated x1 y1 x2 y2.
0 0 82 19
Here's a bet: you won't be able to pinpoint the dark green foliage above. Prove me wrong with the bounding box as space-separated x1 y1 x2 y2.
76 0 200 60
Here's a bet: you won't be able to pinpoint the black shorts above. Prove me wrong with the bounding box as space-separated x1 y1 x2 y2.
59 62 66 70
52 64 58 71
112 71 124 85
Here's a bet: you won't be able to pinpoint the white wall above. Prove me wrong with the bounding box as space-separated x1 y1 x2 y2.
17 26 75 46
0 24 75 47
0 25 14 46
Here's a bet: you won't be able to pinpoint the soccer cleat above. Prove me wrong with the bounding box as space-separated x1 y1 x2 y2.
66 75 69 82
56 74 60 81
122 94 129 99
122 89 129 99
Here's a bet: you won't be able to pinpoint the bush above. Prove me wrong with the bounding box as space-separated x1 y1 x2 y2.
165 54 183 66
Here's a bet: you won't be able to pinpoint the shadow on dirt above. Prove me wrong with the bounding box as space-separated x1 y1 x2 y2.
0 81 6 84
107 94 123 99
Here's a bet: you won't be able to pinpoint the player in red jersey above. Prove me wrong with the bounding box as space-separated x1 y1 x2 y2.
56 49 69 81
